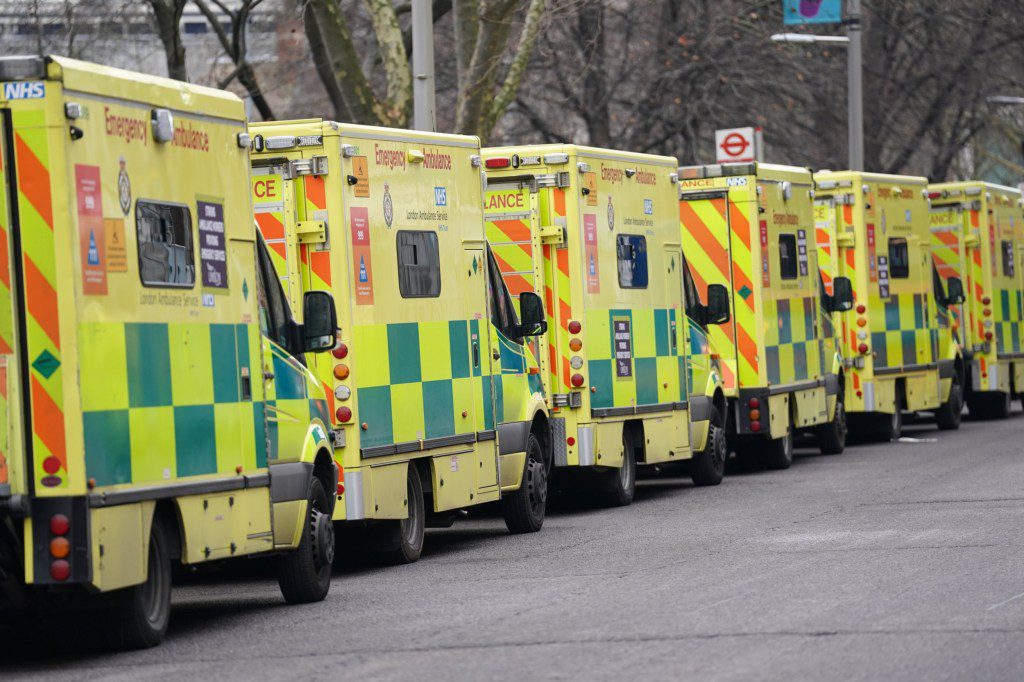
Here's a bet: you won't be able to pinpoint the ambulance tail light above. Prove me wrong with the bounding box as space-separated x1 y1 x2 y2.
747 397 760 409
982 296 991 306
335 406 353 423
749 409 760 421
568 320 582 334
333 364 350 380
332 343 349 359
50 514 70 536
750 421 761 433
926 191 943 200
571 373 585 388
49 513 71 581
985 331 994 341
334 385 351 401
569 338 583 352
856 304 866 314
858 343 870 355
485 157 511 169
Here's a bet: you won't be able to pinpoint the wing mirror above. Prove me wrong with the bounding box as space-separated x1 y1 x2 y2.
301 290 338 352
515 291 548 337
706 283 731 325
832 276 854 312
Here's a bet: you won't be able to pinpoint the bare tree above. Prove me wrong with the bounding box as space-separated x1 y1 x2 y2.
144 0 189 81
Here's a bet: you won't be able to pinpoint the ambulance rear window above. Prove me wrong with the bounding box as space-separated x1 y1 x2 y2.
778 234 798 280
888 238 910 279
136 201 194 287
397 230 441 298
616 235 648 289
1002 241 1015 277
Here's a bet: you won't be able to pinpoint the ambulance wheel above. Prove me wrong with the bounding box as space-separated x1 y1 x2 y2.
104 517 172 650
379 465 425 564
817 399 847 455
875 393 903 442
691 410 726 486
971 391 1012 420
764 430 794 470
600 432 636 507
935 374 964 430
502 432 548 534
277 476 333 604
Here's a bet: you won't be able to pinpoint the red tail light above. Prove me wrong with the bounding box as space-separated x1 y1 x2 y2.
568 320 582 334
750 420 761 432
570 373 585 388
485 157 511 169
335 406 352 423
50 560 70 581
332 343 349 359
856 304 866 314
747 397 760 409
50 514 69 536
858 343 869 354
42 457 61 475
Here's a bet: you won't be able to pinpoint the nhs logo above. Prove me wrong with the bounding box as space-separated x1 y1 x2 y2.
434 186 447 207
2 82 45 100
643 199 653 215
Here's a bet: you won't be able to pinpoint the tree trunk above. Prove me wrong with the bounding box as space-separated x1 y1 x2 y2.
577 0 609 147
146 0 188 82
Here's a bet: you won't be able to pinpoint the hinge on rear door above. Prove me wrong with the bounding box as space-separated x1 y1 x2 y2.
283 156 328 180
539 224 565 245
836 232 855 247
295 220 327 244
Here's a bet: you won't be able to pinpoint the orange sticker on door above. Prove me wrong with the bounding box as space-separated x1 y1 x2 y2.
350 207 374 304
74 165 107 295
584 214 600 293
351 156 370 198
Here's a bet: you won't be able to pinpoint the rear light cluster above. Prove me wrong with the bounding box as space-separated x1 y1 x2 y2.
748 397 761 433
332 338 353 424
854 303 870 355
49 513 71 581
567 320 584 391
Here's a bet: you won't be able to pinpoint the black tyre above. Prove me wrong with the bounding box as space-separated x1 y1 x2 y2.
971 391 1012 420
817 398 847 455
502 432 548 534
764 429 794 470
875 392 903 441
378 465 425 564
935 373 963 430
277 476 334 603
691 410 726 486
600 431 636 507
103 517 172 650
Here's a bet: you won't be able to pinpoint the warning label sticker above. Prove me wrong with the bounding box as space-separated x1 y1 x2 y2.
350 206 374 304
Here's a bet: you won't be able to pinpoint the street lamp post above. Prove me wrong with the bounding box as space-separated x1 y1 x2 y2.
772 0 864 171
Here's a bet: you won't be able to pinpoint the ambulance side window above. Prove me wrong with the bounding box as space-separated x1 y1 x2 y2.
778 234 798 280
616 235 648 288
255 236 291 349
136 201 194 287
1002 241 1015 277
888 238 910 278
396 230 441 298
485 248 521 342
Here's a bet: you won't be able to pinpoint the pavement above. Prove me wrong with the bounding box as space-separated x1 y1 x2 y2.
4 410 1024 681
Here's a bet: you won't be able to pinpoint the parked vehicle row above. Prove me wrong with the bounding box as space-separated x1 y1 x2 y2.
1 56 1020 650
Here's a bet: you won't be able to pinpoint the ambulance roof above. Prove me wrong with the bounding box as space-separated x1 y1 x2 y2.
677 161 812 183
930 180 1023 197
1 55 246 122
485 143 677 169
251 119 482 149
813 169 928 186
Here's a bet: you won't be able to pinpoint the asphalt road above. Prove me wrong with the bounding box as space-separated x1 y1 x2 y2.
6 410 1024 681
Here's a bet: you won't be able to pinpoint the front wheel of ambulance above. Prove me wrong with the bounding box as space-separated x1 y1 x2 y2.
379 466 425 564
277 477 334 604
104 518 172 650
600 432 636 507
690 410 726 486
935 374 964 430
764 430 794 470
817 399 847 455
502 432 548 534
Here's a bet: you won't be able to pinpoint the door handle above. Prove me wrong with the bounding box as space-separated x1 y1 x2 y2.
263 371 275 380
492 350 501 361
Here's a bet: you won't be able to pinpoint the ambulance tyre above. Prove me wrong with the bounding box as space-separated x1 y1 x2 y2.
971 391 1012 420
764 429 794 470
379 466 425 565
817 399 847 455
501 432 548 534
104 517 172 650
935 373 964 430
277 476 334 604
691 409 726 486
875 393 903 442
600 431 636 507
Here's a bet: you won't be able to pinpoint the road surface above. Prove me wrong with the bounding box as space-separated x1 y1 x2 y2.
5 413 1024 680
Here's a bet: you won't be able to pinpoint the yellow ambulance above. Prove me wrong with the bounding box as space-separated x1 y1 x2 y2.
482 145 729 506
814 171 964 439
678 163 853 469
248 120 552 562
0 57 339 649
929 181 1024 419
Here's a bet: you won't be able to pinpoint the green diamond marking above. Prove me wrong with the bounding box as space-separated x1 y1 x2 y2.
242 279 249 301
472 256 479 274
32 349 60 379
738 285 753 300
